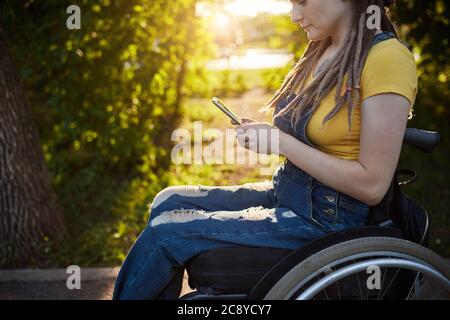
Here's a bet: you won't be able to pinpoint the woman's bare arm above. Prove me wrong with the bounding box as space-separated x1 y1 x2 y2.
279 93 411 205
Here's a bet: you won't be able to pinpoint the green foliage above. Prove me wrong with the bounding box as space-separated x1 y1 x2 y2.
389 0 450 255
215 69 248 97
1 0 213 266
191 69 274 98
261 64 293 92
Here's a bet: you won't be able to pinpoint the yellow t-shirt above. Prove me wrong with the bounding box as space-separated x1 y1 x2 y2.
295 38 418 160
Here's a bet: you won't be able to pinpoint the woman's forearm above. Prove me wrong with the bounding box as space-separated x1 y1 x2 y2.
278 131 383 205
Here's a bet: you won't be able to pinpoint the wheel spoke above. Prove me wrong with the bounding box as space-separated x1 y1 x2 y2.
377 264 389 300
405 272 421 300
356 268 364 300
323 286 330 300
379 268 401 300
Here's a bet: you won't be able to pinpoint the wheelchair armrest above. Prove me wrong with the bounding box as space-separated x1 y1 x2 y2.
403 128 440 153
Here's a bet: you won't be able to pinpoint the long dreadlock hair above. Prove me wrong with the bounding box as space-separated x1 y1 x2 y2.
260 0 398 133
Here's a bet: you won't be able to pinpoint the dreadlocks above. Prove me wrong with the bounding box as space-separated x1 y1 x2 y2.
261 0 398 133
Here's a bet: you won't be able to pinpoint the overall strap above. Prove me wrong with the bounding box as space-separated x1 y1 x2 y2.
371 31 396 46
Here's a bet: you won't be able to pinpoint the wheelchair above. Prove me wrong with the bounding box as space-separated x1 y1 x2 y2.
179 128 450 300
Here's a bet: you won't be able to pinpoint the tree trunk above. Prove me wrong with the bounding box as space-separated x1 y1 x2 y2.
0 24 66 267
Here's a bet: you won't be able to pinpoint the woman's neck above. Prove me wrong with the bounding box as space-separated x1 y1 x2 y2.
327 15 388 57
329 11 355 50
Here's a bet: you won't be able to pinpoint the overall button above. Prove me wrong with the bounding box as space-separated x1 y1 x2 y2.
323 195 336 203
322 208 335 217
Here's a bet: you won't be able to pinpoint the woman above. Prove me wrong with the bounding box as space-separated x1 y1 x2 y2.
113 0 417 299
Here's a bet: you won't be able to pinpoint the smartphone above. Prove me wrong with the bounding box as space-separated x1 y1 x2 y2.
212 97 242 125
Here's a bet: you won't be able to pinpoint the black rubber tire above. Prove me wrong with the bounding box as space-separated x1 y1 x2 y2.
264 237 450 300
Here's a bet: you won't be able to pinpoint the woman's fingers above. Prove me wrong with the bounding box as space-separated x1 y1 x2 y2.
235 132 245 146
231 117 256 125
235 125 244 132
241 117 256 124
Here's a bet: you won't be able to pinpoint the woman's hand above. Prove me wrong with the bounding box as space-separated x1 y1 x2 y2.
234 121 280 155
230 117 255 125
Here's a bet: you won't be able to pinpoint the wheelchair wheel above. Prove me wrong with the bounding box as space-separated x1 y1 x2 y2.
264 237 450 300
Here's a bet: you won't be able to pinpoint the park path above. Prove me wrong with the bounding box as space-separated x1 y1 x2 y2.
0 268 193 300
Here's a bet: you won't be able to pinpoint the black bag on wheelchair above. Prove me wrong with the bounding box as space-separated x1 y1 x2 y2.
354 169 431 299
368 168 430 247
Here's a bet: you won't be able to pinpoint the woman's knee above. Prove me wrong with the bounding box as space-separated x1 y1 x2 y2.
148 185 206 222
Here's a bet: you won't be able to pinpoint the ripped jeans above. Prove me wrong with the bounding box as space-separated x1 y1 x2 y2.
112 160 370 300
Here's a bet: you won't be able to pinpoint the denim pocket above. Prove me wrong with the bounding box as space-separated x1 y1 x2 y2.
337 193 370 227
274 173 309 217
310 182 339 230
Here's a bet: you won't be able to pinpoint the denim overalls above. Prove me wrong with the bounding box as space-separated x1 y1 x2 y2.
113 31 396 300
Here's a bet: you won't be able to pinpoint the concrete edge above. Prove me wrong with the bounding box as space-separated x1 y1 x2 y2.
0 267 120 282
1 259 449 283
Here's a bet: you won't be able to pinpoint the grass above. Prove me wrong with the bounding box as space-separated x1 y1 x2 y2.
204 69 269 90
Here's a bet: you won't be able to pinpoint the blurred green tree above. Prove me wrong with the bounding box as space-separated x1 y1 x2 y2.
0 0 213 266
390 0 449 255
0 25 66 267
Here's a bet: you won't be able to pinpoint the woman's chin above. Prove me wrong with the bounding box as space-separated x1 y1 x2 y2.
306 35 320 41
306 31 327 42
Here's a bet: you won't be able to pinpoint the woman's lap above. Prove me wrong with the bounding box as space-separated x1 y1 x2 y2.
146 172 370 262
145 178 329 263
148 180 276 223
114 164 370 299
149 205 325 264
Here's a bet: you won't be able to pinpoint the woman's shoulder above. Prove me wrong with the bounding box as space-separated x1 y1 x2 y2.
366 37 416 66
361 36 418 105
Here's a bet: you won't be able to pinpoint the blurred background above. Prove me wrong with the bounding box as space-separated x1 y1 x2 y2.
0 0 448 269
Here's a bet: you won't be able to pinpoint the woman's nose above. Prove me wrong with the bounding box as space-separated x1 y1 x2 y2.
291 5 304 24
